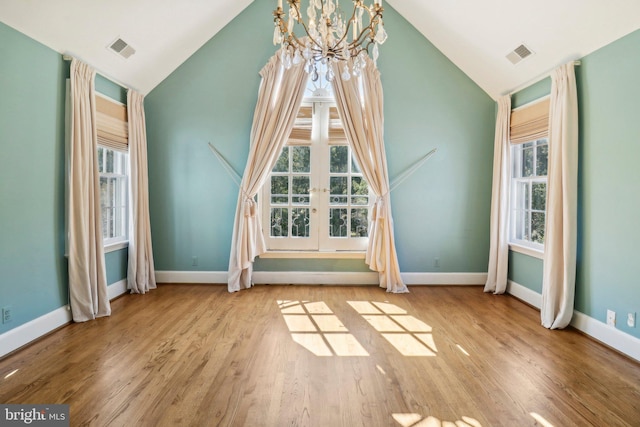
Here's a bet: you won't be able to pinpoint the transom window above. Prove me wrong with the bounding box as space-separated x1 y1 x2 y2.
261 99 371 252
98 146 129 246
510 138 548 251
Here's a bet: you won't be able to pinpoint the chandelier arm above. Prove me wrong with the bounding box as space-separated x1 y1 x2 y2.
272 1 385 67
288 0 327 53
332 4 361 51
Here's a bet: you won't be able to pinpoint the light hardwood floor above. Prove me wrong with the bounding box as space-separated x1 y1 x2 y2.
1 284 639 426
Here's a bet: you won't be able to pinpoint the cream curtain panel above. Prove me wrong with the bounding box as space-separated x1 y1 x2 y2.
228 52 309 292
484 96 512 294
541 62 578 329
68 59 111 321
330 57 407 293
127 90 157 294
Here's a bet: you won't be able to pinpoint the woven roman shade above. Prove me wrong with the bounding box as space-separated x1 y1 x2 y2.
288 106 312 143
96 95 128 151
510 97 550 144
329 106 347 141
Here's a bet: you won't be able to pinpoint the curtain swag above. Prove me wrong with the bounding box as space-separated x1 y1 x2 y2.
227 51 309 292
329 55 406 293
228 50 406 293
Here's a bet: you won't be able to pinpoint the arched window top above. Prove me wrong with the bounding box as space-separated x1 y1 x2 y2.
304 62 334 101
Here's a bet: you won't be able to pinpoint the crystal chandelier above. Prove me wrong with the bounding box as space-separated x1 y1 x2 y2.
273 0 387 81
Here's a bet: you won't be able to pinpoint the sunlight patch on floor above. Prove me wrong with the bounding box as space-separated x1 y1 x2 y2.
291 333 333 356
456 344 470 356
530 412 555 427
278 300 369 357
393 413 482 427
382 334 437 356
349 301 438 356
3 369 19 379
278 300 437 357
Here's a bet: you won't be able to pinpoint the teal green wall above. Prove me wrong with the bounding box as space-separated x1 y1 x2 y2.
145 1 495 274
511 77 551 108
509 29 640 338
508 252 543 294
0 22 127 334
0 22 68 334
575 29 640 338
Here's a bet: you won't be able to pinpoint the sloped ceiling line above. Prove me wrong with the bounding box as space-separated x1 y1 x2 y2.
1 0 639 98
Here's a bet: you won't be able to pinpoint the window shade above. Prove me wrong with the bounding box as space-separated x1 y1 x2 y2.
510 98 550 144
329 106 347 142
96 95 128 151
288 106 312 143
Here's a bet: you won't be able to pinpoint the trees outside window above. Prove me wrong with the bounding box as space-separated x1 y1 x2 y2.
510 138 548 251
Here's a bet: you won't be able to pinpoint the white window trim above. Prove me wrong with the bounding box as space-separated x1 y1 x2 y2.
98 145 130 250
259 250 366 259
105 241 128 253
508 138 548 255
509 243 544 259
261 100 371 255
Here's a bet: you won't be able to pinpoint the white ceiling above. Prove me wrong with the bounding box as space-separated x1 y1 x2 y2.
2 0 640 98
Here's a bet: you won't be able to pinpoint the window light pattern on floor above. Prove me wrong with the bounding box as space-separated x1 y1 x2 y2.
347 301 438 356
392 413 482 427
278 300 438 357
278 300 369 356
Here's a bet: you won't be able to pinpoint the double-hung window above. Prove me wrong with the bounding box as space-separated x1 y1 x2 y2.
97 146 128 246
510 139 548 250
261 77 372 253
508 97 550 255
95 94 130 250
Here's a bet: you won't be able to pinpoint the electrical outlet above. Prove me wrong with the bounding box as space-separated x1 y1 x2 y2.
606 310 616 327
2 306 12 324
627 312 636 328
434 257 440 268
192 256 198 267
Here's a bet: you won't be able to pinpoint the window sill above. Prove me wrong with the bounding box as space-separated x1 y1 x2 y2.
105 241 129 253
259 251 366 259
509 243 544 260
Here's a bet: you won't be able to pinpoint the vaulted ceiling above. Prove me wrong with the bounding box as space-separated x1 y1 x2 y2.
2 0 640 99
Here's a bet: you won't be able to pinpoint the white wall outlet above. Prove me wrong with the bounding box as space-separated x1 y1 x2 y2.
606 310 616 327
627 312 636 328
1 306 12 324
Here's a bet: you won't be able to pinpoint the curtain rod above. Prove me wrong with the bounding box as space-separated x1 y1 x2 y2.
62 54 132 92
506 60 581 96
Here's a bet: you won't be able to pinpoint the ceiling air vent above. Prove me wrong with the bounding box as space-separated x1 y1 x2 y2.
108 37 136 59
506 44 533 65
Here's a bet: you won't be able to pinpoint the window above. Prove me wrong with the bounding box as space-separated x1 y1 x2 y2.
97 146 129 247
261 92 371 252
510 138 548 251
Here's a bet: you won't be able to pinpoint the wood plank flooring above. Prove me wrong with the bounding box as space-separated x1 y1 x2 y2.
1 284 639 426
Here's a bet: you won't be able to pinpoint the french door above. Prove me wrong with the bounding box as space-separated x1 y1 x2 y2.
261 101 371 251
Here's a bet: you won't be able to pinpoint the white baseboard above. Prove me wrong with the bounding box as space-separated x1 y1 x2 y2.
108 278 129 300
507 280 640 363
570 311 640 362
155 271 487 286
253 271 379 285
155 271 228 284
0 305 72 359
404 272 487 285
507 280 542 309
0 279 128 359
